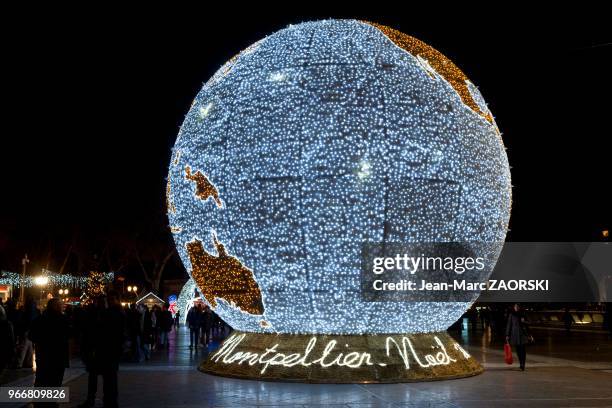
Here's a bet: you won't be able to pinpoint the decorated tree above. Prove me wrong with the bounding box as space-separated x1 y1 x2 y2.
81 271 107 303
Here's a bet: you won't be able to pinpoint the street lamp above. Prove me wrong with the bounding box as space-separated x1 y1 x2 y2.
34 276 49 286
126 285 138 307
20 254 29 306
34 275 49 302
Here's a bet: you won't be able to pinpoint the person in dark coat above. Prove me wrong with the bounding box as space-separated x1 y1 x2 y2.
200 305 211 346
29 298 70 393
0 304 16 374
212 312 221 338
4 298 20 328
150 305 160 349
158 305 173 349
142 305 153 357
505 303 532 371
126 304 143 361
78 292 125 408
186 304 201 348
15 298 39 368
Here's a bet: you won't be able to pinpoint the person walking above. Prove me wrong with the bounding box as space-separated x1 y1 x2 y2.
78 292 125 408
127 304 142 361
29 298 70 406
505 303 532 371
151 305 159 350
200 305 211 346
158 305 173 349
142 305 153 358
186 304 201 349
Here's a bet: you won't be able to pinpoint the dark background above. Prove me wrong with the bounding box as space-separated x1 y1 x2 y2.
2 7 610 282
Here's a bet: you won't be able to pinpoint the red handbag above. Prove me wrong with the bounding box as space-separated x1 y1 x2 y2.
504 343 513 365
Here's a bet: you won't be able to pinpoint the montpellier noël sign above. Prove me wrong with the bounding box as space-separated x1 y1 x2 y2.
201 331 480 382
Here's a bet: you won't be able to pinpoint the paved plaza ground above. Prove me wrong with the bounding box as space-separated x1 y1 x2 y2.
3 325 612 407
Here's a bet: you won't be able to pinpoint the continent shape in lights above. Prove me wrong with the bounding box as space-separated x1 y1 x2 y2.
167 20 511 335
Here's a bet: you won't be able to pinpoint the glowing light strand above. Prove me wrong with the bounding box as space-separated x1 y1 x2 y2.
0 270 114 289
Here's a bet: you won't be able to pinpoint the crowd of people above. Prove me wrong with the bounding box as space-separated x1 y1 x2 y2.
185 302 227 349
125 302 173 361
0 293 124 406
2 295 611 402
0 297 41 371
0 293 229 407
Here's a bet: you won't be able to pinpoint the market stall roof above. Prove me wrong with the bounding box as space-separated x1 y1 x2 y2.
136 292 165 307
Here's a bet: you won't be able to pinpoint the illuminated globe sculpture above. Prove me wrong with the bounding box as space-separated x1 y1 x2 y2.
167 20 511 382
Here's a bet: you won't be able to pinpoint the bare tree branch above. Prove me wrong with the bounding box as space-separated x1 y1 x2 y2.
132 247 176 292
58 244 73 275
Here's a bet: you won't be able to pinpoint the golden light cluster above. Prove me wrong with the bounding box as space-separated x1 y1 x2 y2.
82 271 107 304
166 179 176 214
184 166 223 208
186 234 265 316
182 165 265 316
365 21 494 123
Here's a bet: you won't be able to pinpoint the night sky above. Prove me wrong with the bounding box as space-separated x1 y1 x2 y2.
2 8 610 280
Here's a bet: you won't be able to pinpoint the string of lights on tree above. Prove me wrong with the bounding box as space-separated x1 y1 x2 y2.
166 20 511 335
0 270 114 289
80 271 111 303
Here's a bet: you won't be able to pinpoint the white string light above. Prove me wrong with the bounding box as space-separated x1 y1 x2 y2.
0 270 114 289
176 277 203 324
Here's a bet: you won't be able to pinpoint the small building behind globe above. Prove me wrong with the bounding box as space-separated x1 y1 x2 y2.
136 292 165 310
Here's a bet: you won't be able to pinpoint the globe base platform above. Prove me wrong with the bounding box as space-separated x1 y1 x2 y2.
200 331 483 383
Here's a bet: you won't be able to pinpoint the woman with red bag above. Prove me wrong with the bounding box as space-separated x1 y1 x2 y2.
505 303 533 371
504 342 513 365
